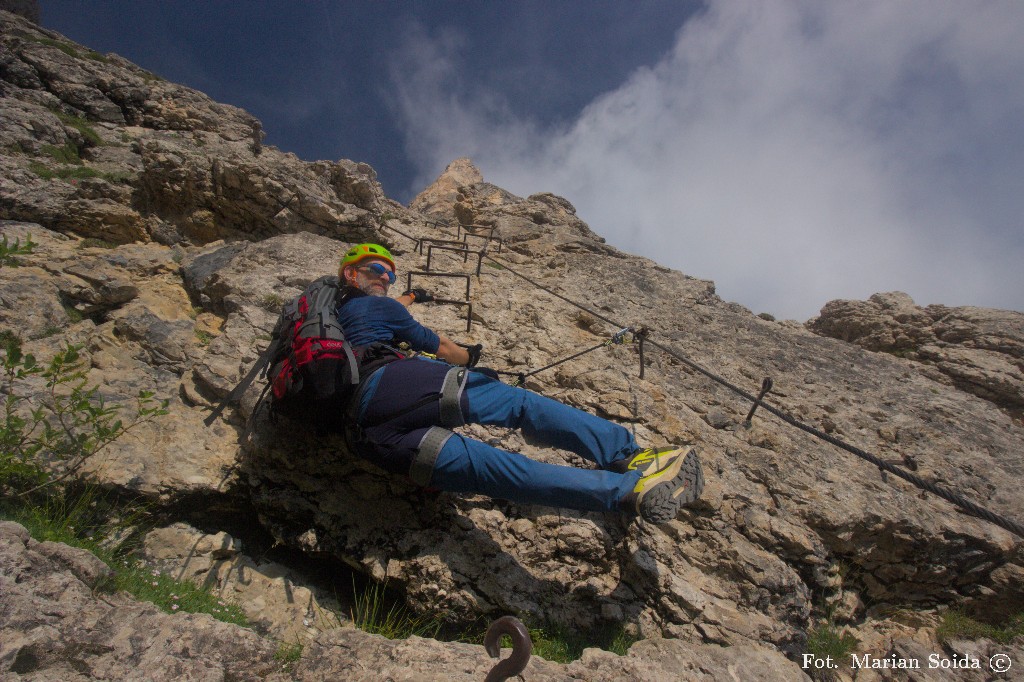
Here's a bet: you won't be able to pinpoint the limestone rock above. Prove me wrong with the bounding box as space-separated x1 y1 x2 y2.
408 157 484 217
808 291 1024 416
0 1 39 24
1 519 809 681
0 11 390 246
409 156 604 245
141 523 341 644
0 521 285 681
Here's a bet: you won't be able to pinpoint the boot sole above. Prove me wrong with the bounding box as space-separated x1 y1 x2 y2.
638 448 705 524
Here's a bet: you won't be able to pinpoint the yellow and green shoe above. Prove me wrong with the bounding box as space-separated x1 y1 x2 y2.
620 446 704 524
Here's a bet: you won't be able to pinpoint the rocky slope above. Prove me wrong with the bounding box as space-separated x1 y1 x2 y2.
809 291 1024 421
1 11 1022 680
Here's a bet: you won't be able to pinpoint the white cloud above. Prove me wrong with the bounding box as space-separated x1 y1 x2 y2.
389 1 1024 320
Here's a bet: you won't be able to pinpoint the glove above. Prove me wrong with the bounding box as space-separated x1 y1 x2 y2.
465 343 483 367
402 288 434 303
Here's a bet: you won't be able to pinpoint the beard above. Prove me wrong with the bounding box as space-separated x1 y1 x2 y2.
359 280 388 297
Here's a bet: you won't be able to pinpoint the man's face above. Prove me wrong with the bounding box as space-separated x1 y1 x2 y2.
347 257 395 297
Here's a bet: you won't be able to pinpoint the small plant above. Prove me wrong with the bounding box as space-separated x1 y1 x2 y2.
0 234 36 267
29 163 109 182
937 610 1024 645
1 339 169 498
273 640 304 670
26 35 80 58
525 621 638 663
0 332 249 629
61 302 84 323
124 566 249 624
805 621 858 680
195 330 214 346
41 141 82 164
758 312 776 322
261 293 285 312
457 618 638 664
54 111 103 148
350 579 443 640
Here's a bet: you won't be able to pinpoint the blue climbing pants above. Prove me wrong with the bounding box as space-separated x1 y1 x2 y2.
353 358 643 513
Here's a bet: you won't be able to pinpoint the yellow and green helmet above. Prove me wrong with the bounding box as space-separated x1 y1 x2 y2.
340 243 396 272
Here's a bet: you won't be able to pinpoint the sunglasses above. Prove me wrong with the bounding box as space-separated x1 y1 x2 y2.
360 262 396 284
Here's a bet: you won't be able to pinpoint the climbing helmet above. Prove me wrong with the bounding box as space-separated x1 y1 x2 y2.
341 243 396 273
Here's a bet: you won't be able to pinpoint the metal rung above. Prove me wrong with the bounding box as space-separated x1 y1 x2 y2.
406 271 474 331
463 232 502 253
426 244 485 276
418 237 465 255
377 219 421 251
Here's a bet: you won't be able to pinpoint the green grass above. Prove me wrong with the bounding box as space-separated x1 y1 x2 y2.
24 35 80 58
346 573 640 662
806 622 858 658
273 641 304 667
29 162 132 184
0 235 36 267
454 617 638 664
61 302 84 323
41 141 82 164
521 621 637 662
350 579 443 640
121 564 249 624
261 293 285 312
54 111 103 147
937 610 1024 645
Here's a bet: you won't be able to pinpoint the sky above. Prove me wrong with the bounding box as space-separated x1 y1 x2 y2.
40 1 1024 321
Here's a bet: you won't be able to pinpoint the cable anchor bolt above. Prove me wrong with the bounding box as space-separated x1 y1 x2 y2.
743 377 774 425
610 326 635 345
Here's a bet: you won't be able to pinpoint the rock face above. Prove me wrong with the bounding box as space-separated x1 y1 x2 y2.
0 0 37 24
2 11 1023 679
808 291 1024 419
0 10 394 246
410 157 603 245
0 519 811 681
0 521 286 680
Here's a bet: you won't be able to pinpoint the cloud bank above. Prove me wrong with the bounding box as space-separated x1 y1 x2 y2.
388 2 1024 320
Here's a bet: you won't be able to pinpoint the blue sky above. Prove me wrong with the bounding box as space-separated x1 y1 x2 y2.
40 1 1024 320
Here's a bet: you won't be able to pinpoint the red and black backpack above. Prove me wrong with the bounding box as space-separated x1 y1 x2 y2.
204 276 401 427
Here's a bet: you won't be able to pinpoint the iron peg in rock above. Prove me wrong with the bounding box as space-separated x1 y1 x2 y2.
483 615 532 682
744 377 774 425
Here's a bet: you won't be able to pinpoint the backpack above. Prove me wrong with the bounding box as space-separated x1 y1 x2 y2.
203 276 401 428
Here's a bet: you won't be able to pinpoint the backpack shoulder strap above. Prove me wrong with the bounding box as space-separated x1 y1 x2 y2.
203 344 277 426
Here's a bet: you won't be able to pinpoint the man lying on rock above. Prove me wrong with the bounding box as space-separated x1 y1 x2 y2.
283 242 705 524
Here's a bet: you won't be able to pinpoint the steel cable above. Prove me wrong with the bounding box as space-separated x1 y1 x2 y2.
481 252 1024 539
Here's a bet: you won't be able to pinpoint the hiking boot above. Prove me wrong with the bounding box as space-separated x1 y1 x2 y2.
607 446 684 475
620 446 704 524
